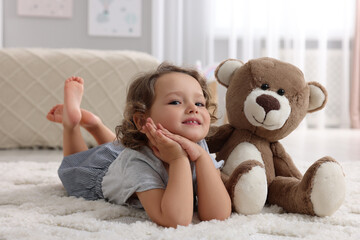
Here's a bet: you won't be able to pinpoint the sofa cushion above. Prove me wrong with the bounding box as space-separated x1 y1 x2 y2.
0 48 159 148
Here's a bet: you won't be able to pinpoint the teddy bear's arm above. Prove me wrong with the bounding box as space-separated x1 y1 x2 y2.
206 124 234 153
270 141 302 179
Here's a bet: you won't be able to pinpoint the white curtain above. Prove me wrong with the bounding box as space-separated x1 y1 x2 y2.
152 0 356 128
152 0 212 66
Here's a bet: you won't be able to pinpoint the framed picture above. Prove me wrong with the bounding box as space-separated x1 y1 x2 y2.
88 0 141 37
17 0 73 18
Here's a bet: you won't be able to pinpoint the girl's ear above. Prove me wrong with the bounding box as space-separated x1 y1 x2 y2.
133 112 146 133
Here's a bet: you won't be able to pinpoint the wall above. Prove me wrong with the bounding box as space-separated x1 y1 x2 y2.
2 0 152 53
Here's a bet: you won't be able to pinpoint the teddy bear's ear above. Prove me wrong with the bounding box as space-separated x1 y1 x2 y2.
215 59 244 87
308 81 328 113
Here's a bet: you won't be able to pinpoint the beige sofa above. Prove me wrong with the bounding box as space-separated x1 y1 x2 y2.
0 48 159 149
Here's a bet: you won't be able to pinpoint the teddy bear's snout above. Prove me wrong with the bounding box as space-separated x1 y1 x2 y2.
256 94 280 114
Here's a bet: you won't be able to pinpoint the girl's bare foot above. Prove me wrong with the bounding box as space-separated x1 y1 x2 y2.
46 104 102 129
63 76 84 129
46 104 64 123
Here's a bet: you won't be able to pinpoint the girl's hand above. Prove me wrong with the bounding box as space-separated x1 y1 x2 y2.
142 118 187 164
157 123 205 162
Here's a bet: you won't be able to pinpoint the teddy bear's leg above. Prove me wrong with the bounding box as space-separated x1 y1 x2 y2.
268 157 345 216
225 160 267 215
309 157 345 216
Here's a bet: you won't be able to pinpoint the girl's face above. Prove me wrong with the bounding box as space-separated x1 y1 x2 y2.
148 72 211 143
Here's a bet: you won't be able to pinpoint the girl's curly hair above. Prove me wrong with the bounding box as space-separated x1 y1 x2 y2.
115 62 217 150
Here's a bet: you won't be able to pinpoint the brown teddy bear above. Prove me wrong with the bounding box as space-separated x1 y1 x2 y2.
207 57 345 216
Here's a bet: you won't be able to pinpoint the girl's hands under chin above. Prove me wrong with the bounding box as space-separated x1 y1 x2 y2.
142 118 188 164
156 123 205 162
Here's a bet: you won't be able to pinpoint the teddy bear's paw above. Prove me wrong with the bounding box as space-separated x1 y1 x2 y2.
231 163 267 215
310 160 345 217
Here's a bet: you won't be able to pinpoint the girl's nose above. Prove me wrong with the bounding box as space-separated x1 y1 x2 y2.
186 104 198 114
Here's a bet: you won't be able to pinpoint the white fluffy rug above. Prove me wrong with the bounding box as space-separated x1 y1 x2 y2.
1 160 359 240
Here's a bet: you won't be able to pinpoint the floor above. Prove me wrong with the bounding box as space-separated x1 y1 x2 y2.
0 128 358 240
281 128 360 164
0 129 359 163
0 147 63 162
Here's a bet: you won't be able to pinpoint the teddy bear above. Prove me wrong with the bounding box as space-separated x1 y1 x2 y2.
206 57 346 216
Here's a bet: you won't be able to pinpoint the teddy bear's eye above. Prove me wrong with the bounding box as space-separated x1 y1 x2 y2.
261 84 270 90
277 89 285 96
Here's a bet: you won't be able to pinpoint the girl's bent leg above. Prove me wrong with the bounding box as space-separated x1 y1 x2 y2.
62 76 88 156
79 108 116 144
47 105 116 145
63 126 88 156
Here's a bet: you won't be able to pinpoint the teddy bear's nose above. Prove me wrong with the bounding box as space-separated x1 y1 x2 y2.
256 94 280 114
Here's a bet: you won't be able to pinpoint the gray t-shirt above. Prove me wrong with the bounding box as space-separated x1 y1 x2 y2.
101 139 223 208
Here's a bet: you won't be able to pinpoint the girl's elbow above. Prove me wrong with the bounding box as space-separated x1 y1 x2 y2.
215 209 232 221
170 214 192 227
199 205 232 222
159 215 192 228
199 213 230 222
155 209 192 228
175 219 192 228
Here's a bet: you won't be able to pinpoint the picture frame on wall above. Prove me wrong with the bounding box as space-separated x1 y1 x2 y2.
88 0 142 37
17 0 73 18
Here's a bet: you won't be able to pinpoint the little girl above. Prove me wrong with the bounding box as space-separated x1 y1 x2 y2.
47 63 231 228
